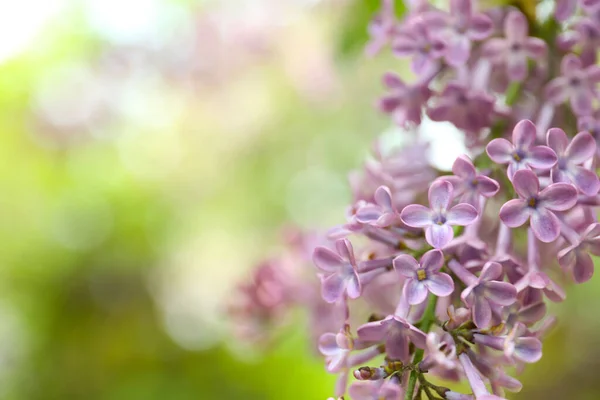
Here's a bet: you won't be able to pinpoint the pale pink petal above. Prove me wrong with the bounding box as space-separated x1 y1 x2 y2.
428 180 454 209
426 224 454 249
486 138 514 163
530 208 561 243
424 273 455 297
499 199 530 227
421 249 444 274
512 169 539 199
528 146 558 169
313 247 343 273
512 119 537 149
405 279 428 305
446 203 478 225
393 254 419 278
566 131 596 163
546 127 569 155
539 182 578 211
484 281 517 305
473 296 492 328
401 204 432 227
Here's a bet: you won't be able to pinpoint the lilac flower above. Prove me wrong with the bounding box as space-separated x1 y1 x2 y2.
545 54 600 116
557 18 600 67
474 323 542 364
393 16 445 75
482 11 547 81
378 72 432 126
428 82 495 132
546 128 600 195
318 327 354 372
393 249 454 305
348 380 403 400
459 261 517 328
486 119 557 180
443 155 500 210
499 169 578 242
558 223 600 283
439 0 493 66
400 180 478 249
355 185 401 227
313 239 361 303
356 315 426 360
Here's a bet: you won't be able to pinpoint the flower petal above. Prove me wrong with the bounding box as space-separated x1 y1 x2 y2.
484 281 517 305
504 10 527 41
429 180 454 210
573 251 594 283
479 261 503 282
347 272 362 299
473 296 492 328
393 254 419 278
486 138 514 163
530 208 561 243
446 203 478 225
524 37 547 58
424 273 455 297
571 90 593 116
539 182 578 211
313 247 343 273
452 155 476 178
321 273 346 303
382 72 405 89
374 185 394 210
544 78 569 104
426 224 454 249
512 119 537 149
499 199 530 227
405 279 428 305
421 249 444 274
401 204 432 227
546 127 569 155
527 146 558 169
512 169 540 198
468 14 493 40
476 175 500 196
445 35 471 66
356 320 387 342
566 131 596 163
336 239 356 266
514 337 542 363
318 333 340 356
571 166 600 196
561 53 582 74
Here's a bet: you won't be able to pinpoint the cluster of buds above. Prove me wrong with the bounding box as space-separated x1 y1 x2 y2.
315 0 600 399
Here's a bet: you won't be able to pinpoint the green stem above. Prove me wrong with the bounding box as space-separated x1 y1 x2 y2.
404 294 438 400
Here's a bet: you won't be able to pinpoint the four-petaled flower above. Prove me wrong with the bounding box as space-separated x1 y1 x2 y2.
393 249 454 305
558 223 600 283
378 72 432 126
483 10 547 81
393 15 445 75
318 326 354 373
439 0 493 66
400 180 478 249
546 128 600 196
357 315 426 361
313 239 361 303
545 54 600 116
486 119 557 180
499 169 578 242
474 322 542 364
461 262 517 328
355 185 400 227
442 155 500 210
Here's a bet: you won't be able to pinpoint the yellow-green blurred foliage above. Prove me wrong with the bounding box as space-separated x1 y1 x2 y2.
0 0 597 399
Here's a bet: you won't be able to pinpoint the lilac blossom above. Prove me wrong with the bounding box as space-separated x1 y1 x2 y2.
545 54 600 116
355 185 401 227
486 119 557 180
366 0 398 56
400 180 478 249
356 315 426 361
392 15 445 75
393 249 454 304
546 128 600 195
318 327 354 372
474 323 542 364
442 155 500 210
455 261 517 328
427 82 495 132
378 72 432 126
559 223 600 283
438 0 493 66
313 239 361 303
457 353 506 400
482 11 547 81
499 169 578 242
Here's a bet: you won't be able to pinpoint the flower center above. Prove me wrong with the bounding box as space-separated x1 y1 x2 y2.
512 149 526 162
527 196 538 208
510 42 521 52
433 214 447 225
417 269 427 281
570 77 581 87
557 157 568 170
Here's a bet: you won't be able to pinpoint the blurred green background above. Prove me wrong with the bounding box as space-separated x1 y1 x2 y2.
0 0 597 399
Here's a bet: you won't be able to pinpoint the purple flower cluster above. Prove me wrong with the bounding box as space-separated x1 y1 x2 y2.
232 1 600 399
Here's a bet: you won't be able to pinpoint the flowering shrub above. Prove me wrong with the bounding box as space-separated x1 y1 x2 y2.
232 0 600 399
